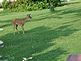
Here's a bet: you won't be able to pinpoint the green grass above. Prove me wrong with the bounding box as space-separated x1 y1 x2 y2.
0 0 81 61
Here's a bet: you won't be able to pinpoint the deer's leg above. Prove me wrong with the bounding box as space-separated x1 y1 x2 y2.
21 26 24 34
13 25 16 35
16 24 19 34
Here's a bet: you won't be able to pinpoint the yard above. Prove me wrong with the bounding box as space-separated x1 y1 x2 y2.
0 0 81 61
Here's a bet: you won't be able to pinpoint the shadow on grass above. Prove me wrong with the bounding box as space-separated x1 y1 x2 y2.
32 47 67 61
32 14 62 22
0 19 11 23
0 24 79 61
62 19 80 25
0 19 11 28
0 23 11 28
58 8 81 15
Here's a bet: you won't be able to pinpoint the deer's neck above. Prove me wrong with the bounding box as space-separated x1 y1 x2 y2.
23 17 27 20
22 17 28 22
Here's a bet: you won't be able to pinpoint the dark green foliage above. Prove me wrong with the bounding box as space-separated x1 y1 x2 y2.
2 0 9 9
2 0 61 12
49 0 61 12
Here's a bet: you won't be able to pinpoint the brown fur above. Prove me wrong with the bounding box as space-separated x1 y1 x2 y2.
12 14 32 34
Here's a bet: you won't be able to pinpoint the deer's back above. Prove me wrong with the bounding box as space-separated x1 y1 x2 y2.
12 19 25 26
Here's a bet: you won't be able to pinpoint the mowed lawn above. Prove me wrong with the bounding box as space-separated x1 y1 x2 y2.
0 0 81 61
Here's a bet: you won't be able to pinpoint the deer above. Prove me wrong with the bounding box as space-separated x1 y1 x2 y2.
12 14 32 35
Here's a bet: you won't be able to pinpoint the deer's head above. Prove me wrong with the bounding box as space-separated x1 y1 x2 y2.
24 14 32 22
27 14 32 19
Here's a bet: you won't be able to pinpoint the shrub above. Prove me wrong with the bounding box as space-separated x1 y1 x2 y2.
2 0 62 12
2 0 49 12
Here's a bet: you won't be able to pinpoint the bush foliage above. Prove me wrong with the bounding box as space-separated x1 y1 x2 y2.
2 0 61 12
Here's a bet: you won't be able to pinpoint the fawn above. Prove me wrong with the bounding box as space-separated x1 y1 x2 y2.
12 14 32 35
